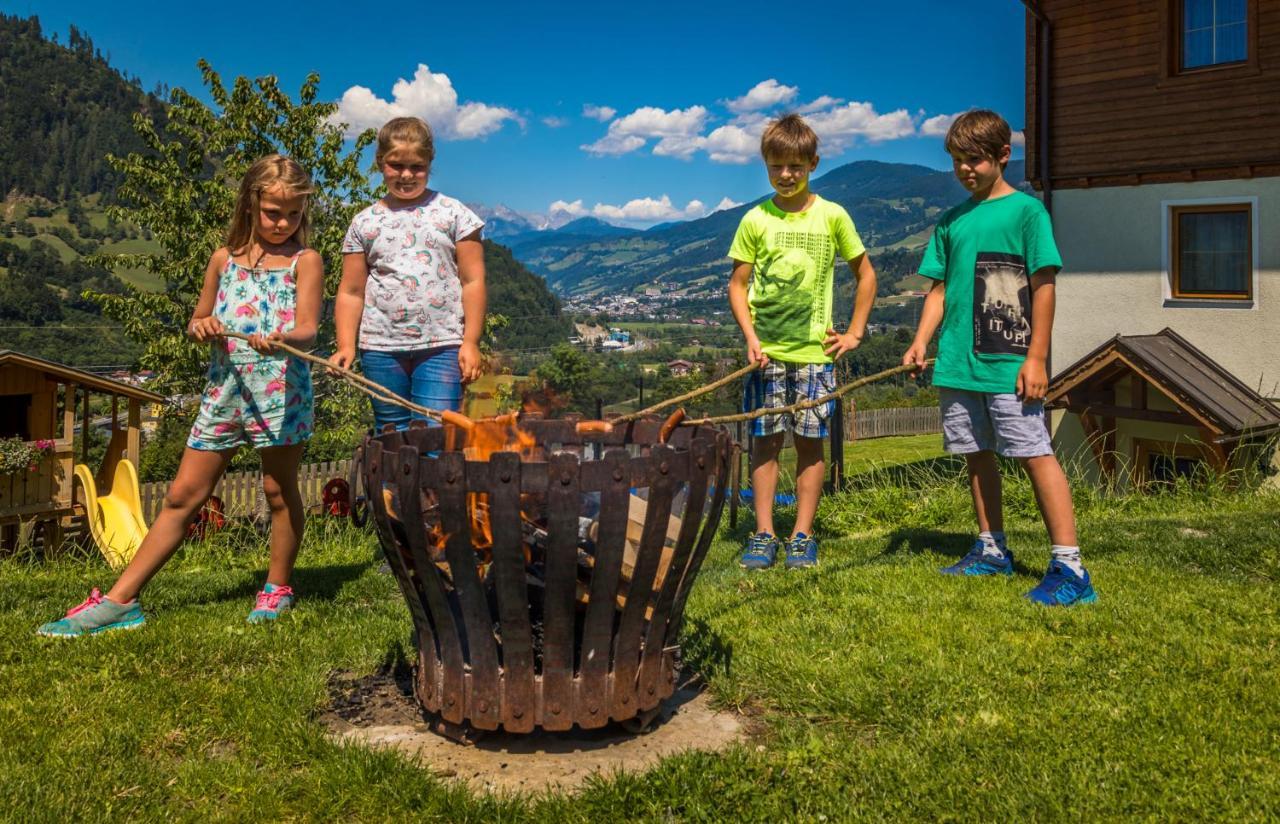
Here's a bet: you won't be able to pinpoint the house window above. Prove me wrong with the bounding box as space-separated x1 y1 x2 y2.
0 394 33 439
1148 452 1204 484
1134 437 1218 488
1170 204 1252 300
1180 0 1248 70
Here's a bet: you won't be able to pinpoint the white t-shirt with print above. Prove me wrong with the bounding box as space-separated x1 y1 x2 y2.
341 192 484 352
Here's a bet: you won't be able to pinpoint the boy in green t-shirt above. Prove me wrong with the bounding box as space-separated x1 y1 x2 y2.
902 109 1096 606
728 114 878 570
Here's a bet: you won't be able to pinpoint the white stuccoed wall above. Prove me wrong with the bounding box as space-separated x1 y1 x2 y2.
1050 177 1280 397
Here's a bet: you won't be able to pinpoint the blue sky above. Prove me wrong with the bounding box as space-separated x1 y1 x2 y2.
9 0 1029 226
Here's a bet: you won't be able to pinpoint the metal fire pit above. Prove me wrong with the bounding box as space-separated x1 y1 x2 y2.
361 415 731 738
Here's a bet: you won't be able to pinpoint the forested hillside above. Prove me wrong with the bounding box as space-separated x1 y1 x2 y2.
483 242 572 352
0 14 165 201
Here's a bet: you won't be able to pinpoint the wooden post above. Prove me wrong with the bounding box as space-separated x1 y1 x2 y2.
62 382 75 441
59 383 76 512
126 399 141 468
729 421 742 528
80 388 90 463
828 398 845 493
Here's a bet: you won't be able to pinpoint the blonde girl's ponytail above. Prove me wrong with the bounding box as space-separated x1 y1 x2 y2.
225 154 316 254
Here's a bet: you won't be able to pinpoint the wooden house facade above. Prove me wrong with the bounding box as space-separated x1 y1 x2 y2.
1024 0 1280 479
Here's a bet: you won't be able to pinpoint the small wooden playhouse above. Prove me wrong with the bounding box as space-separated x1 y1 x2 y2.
1047 329 1280 487
0 350 162 552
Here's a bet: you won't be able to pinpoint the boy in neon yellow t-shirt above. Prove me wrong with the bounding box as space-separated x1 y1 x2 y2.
728 113 878 570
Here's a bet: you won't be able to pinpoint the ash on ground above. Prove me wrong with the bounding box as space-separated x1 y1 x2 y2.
317 665 747 796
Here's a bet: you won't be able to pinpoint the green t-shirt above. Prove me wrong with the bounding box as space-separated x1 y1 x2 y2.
728 195 865 363
919 191 1062 393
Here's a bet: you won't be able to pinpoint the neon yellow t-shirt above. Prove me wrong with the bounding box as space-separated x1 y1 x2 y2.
728 195 865 363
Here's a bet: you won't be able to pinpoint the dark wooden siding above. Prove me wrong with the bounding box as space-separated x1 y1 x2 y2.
1027 0 1280 189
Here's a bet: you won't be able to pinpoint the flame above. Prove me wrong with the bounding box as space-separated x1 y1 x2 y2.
432 412 540 577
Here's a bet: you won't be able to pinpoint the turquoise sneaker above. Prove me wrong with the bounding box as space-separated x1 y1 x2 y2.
940 540 1014 576
1025 560 1098 606
37 589 146 637
247 583 295 623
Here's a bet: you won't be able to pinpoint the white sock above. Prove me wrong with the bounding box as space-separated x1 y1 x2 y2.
1051 545 1084 576
978 531 1008 559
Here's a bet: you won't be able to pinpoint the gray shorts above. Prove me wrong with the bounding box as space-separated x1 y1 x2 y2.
939 388 1052 458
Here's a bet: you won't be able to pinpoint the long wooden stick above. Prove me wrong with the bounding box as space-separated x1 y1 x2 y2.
613 361 761 423
219 331 450 423
679 360 935 427
220 331 929 433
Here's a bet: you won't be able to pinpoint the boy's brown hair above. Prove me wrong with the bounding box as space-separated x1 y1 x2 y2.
376 116 435 166
760 113 819 161
944 109 1011 169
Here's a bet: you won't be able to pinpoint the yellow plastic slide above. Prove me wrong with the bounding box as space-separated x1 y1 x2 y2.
75 459 148 569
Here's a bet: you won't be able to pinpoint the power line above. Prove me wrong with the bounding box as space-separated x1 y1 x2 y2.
0 325 122 330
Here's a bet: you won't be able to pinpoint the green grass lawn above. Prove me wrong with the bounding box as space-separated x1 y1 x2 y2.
6 232 78 263
99 237 166 291
2 441 1277 819
767 433 949 492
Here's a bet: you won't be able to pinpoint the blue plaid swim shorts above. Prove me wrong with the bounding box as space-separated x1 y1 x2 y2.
743 361 835 439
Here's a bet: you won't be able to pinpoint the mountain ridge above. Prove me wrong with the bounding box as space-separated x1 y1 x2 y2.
505 159 1028 298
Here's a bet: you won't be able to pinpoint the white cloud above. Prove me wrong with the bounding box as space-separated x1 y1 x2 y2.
702 124 760 164
542 115 569 128
592 195 706 222
582 103 617 122
549 194 720 225
806 102 917 150
548 199 589 218
652 135 705 160
712 196 742 213
581 105 709 156
581 133 647 156
920 114 1026 147
796 95 844 114
578 90 930 163
920 112 960 137
725 79 798 114
332 64 520 139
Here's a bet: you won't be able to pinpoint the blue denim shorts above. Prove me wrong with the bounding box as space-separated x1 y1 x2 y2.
359 346 462 431
939 387 1052 458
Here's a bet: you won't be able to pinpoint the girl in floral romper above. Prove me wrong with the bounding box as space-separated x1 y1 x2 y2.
40 155 324 637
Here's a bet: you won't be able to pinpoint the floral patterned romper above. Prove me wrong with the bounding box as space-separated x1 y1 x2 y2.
187 252 314 451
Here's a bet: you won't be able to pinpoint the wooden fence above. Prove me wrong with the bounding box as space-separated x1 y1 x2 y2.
846 406 942 440
128 409 935 523
140 459 353 522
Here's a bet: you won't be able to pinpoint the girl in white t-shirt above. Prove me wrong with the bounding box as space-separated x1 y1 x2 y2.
330 117 486 429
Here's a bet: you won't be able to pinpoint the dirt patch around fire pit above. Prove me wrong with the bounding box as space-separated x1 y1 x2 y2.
318 666 748 796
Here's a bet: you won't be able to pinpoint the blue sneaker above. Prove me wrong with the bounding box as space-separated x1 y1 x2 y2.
785 533 819 569
37 589 146 637
247 583 295 623
740 532 780 570
940 540 1014 576
1026 560 1097 606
